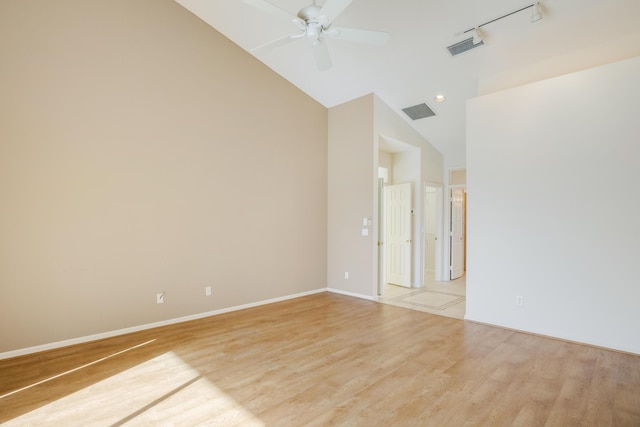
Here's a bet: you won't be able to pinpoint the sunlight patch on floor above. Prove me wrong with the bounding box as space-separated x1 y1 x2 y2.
0 340 156 400
4 351 264 426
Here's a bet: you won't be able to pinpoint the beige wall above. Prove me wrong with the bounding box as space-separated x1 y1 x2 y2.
327 95 376 296
0 0 327 353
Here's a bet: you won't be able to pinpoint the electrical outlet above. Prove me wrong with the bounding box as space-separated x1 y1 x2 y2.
344 272 349 279
157 292 164 304
516 296 524 306
205 286 212 296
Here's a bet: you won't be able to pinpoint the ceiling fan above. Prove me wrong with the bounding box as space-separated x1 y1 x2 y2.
243 0 390 70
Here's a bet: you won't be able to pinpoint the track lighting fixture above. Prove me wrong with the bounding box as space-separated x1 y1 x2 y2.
462 2 543 38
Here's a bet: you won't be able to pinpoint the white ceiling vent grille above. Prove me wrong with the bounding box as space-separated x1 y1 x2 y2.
447 37 485 56
402 103 436 120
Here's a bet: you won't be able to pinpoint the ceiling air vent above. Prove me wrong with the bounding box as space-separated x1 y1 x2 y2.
447 37 484 56
402 103 436 120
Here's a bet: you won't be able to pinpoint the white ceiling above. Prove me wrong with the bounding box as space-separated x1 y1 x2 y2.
174 0 640 167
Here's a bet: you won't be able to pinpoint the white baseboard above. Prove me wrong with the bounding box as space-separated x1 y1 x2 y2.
464 315 640 356
327 287 376 301
0 288 327 360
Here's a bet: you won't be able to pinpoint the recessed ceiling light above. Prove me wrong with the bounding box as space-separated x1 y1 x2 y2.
434 94 446 103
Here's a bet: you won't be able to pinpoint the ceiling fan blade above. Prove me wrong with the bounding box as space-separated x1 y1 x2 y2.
242 0 296 22
292 17 307 32
312 39 332 71
250 33 301 52
327 27 390 45
319 0 354 22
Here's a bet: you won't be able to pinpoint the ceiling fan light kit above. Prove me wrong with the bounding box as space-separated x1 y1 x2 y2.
243 0 390 70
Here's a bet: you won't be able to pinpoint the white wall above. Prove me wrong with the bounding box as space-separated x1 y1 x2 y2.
466 56 640 354
379 151 393 173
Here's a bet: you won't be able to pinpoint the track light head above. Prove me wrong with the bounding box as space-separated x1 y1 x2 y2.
472 27 484 45
530 2 543 23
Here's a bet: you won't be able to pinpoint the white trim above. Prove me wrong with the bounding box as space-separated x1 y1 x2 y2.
0 288 326 360
327 288 376 301
464 316 640 356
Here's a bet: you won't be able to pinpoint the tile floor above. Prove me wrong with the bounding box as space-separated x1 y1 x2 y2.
377 274 466 319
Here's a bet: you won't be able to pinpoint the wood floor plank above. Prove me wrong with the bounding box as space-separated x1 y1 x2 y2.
1 292 639 426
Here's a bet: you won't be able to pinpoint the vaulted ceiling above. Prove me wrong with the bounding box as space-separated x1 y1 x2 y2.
175 0 640 167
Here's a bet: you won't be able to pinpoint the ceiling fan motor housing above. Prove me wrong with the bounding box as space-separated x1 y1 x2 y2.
298 5 329 27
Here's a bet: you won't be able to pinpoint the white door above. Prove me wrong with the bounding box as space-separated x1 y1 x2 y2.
450 188 465 280
423 184 444 283
424 187 437 278
385 183 412 287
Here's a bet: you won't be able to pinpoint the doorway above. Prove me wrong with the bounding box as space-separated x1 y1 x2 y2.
376 137 444 298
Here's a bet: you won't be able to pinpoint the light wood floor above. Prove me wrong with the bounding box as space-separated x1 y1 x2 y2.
1 293 639 426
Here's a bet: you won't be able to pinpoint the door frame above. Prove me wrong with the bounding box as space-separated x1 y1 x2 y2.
377 177 385 296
